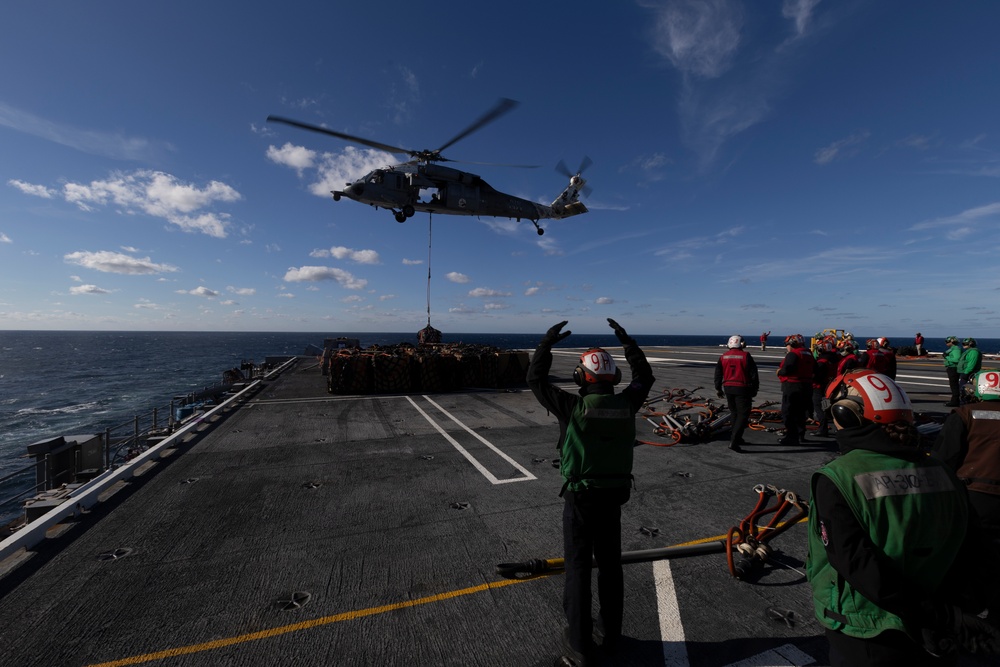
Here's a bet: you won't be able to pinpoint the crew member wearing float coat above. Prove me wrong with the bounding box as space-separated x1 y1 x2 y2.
808 428 968 642
528 318 654 665
943 337 962 407
807 371 997 664
714 336 759 452
776 336 814 446
933 373 1000 627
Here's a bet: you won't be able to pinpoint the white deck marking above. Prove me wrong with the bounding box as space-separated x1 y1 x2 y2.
406 396 535 485
722 643 816 666
654 559 689 666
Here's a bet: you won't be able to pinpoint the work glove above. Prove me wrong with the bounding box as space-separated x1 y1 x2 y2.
919 603 1000 657
607 318 634 345
539 321 571 348
716 390 725 399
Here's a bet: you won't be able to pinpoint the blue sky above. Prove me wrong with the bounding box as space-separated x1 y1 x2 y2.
2 1 999 337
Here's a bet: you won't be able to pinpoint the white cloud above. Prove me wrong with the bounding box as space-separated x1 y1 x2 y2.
342 295 364 303
379 294 397 301
177 286 219 298
283 265 368 289
469 287 512 298
329 246 381 264
304 146 396 198
227 286 256 296
7 179 56 198
596 297 615 305
402 258 423 265
277 293 295 299
64 250 179 275
265 142 317 173
910 202 1000 232
484 303 510 310
525 287 540 296
0 232 11 243
69 284 112 295
58 170 241 238
446 272 470 283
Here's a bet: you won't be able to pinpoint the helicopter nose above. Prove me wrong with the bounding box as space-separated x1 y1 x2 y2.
347 181 364 197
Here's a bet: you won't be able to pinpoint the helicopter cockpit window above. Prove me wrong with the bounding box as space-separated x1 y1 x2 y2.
369 171 383 184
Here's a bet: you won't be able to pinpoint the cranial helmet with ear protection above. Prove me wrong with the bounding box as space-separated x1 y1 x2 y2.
573 348 622 386
825 369 913 429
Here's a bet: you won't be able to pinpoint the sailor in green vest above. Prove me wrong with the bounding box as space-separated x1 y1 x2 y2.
808 369 999 665
528 318 654 667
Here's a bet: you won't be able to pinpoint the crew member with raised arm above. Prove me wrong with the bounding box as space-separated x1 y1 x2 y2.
527 318 655 667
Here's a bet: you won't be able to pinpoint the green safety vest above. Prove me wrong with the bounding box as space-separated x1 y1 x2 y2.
560 392 635 494
807 448 967 639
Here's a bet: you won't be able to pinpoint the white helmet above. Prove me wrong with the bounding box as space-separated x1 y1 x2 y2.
727 335 745 349
573 348 621 385
825 369 913 427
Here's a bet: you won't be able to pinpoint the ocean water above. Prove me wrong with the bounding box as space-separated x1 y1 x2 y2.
1 330 995 524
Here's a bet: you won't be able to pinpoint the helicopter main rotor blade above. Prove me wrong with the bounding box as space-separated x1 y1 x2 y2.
266 115 411 156
433 98 519 155
449 159 540 168
556 156 593 178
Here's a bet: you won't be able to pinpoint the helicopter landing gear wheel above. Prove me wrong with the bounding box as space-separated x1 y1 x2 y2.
394 211 406 223
402 204 415 218
332 192 341 201
531 221 544 235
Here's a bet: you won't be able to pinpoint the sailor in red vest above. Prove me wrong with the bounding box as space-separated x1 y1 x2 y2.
915 332 925 356
760 331 770 351
776 334 815 445
812 340 840 438
714 335 759 453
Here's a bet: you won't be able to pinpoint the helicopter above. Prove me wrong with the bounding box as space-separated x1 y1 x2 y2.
266 99 589 235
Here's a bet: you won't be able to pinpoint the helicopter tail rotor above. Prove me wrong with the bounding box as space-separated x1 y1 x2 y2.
555 156 593 197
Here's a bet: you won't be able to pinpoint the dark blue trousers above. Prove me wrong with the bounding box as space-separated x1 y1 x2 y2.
562 487 630 653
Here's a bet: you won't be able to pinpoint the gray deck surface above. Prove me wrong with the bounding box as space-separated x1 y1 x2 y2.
0 346 988 667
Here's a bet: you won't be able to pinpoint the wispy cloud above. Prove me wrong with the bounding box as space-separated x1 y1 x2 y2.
910 202 1000 239
643 0 826 169
813 130 870 165
0 102 170 161
782 0 821 38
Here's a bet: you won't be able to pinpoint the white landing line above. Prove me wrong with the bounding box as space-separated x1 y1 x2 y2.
654 560 816 667
405 395 537 485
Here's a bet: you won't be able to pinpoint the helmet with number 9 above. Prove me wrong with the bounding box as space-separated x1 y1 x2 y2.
974 370 1000 401
573 348 622 385
825 369 914 427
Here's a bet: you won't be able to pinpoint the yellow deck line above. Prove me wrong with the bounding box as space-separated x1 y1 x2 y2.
86 521 808 667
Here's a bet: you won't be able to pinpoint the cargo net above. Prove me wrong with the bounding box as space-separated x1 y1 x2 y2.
639 386 948 447
321 342 529 394
639 387 779 447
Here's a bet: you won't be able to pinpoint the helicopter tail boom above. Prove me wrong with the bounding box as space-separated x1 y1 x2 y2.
548 173 589 219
